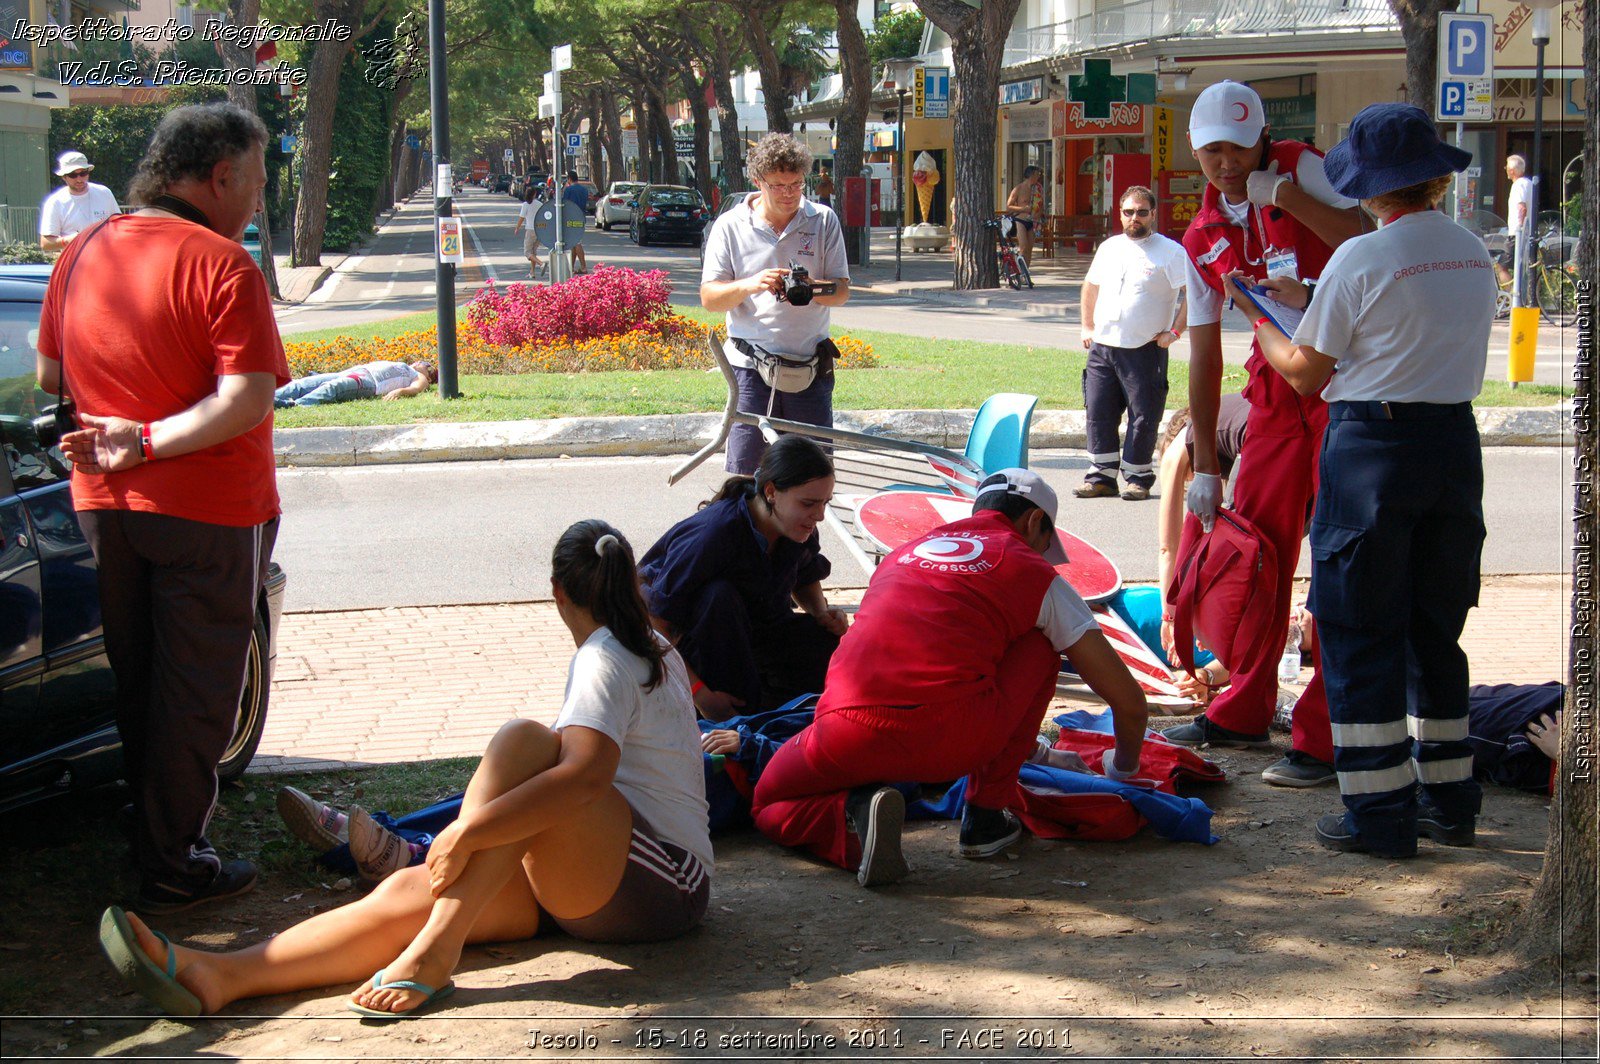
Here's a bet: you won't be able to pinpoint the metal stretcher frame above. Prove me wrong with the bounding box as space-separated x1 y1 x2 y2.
668 334 1192 712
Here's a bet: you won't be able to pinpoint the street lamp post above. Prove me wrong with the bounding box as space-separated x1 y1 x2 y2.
427 0 458 399
895 87 907 282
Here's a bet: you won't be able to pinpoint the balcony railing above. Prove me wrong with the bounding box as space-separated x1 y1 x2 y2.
1003 0 1398 66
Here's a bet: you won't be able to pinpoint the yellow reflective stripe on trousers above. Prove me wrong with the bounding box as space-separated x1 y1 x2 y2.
1408 716 1469 742
1332 720 1411 748
1336 762 1417 795
1414 756 1474 784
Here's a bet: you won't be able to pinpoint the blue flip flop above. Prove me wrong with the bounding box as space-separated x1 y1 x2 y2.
97 906 203 1016
346 968 457 1020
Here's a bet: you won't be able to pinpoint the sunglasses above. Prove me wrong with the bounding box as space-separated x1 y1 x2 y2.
64 170 91 179
1120 207 1152 217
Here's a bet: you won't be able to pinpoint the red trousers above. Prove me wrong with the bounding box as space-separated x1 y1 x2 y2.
1204 362 1334 764
751 631 1060 871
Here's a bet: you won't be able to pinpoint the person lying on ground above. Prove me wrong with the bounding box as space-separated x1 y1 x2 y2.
638 434 847 718
97 519 711 1018
274 360 436 408
749 469 1150 888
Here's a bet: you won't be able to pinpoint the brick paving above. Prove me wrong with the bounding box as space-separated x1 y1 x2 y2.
251 575 1569 774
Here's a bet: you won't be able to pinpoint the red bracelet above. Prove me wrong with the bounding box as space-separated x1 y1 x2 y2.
1253 316 1271 330
139 423 153 461
690 680 705 696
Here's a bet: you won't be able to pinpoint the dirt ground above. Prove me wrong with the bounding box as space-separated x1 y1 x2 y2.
3 718 1595 1063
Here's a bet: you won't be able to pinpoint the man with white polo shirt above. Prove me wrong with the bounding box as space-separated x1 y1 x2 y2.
1076 184 1188 501
700 133 851 474
40 151 121 251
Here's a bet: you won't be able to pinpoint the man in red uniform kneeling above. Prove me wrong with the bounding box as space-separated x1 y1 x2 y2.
750 470 1150 887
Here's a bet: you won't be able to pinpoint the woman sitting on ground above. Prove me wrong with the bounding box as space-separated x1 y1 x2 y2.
98 519 712 1018
638 434 847 718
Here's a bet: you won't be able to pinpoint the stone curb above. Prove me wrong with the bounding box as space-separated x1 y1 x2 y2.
275 405 1570 467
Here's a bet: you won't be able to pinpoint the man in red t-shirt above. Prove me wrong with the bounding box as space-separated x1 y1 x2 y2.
750 470 1151 887
37 103 289 915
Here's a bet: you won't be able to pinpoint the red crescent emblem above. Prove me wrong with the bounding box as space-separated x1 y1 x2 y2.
1232 102 1250 122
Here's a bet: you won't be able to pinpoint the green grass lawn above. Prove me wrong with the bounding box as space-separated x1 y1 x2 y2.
273 306 1568 427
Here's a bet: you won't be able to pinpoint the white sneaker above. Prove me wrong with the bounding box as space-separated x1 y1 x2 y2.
348 807 415 884
276 786 348 852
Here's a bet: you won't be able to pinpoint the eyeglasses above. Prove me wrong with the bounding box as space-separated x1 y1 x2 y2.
761 179 806 193
64 170 91 179
1120 207 1152 217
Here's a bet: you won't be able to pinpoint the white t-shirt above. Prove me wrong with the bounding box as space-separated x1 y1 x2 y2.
349 360 420 396
1292 211 1495 404
555 628 713 870
1085 232 1187 349
39 183 121 240
1507 175 1533 230
1037 576 1101 653
701 196 849 358
1185 150 1357 327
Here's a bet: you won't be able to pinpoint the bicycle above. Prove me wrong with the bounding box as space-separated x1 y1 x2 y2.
986 216 1034 290
1490 234 1578 327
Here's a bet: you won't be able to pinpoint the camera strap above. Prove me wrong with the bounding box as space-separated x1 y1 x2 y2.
50 217 116 412
147 194 213 228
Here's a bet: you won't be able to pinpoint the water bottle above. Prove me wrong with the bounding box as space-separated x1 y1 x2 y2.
1278 622 1303 683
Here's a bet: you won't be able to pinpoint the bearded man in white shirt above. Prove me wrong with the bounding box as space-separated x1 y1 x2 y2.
1076 185 1188 501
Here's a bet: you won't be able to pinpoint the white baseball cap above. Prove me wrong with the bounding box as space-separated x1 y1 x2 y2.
1189 81 1266 149
974 468 1069 565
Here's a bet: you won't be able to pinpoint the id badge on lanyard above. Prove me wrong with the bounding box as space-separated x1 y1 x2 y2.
1266 248 1299 281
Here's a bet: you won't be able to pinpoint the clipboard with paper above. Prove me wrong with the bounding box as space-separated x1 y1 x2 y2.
1233 282 1304 337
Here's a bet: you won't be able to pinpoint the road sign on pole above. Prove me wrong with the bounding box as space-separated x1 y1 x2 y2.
1436 12 1494 122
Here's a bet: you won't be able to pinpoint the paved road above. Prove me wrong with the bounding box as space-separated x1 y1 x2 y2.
274 446 1570 611
275 188 1577 384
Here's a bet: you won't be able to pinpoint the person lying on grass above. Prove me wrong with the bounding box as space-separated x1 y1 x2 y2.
98 519 712 1018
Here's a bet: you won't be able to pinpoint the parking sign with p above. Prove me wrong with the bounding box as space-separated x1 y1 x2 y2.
1436 13 1494 122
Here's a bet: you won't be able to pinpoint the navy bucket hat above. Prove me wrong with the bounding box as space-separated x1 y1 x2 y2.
1323 102 1473 200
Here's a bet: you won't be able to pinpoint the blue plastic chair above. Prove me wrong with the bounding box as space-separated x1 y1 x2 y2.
965 392 1038 473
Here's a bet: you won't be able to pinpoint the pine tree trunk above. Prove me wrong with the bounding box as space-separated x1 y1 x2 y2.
739 1 791 134
1511 0 1597 975
710 24 745 192
216 0 281 298
1387 0 1460 108
832 0 871 261
916 0 1022 289
600 86 625 187
291 0 363 267
650 95 679 183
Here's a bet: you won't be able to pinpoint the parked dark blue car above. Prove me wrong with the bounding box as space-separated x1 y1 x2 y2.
0 267 286 811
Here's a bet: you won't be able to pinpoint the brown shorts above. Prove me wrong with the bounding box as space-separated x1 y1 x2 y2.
545 806 709 944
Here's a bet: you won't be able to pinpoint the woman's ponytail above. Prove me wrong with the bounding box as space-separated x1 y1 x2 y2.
552 520 665 689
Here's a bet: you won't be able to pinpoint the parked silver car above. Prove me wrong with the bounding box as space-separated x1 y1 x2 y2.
596 182 645 230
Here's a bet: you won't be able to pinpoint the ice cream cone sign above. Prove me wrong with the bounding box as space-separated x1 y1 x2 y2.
911 151 940 224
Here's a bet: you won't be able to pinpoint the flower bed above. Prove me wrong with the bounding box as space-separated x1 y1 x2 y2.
284 266 877 377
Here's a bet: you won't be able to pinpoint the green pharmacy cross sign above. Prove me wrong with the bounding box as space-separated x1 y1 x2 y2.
1068 58 1157 119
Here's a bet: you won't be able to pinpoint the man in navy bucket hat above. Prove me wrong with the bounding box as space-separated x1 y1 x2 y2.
1214 101 1496 857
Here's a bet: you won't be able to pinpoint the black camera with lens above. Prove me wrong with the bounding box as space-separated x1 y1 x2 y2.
777 262 837 307
31 400 76 449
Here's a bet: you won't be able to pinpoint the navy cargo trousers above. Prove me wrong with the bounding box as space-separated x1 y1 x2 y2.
1308 400 1484 854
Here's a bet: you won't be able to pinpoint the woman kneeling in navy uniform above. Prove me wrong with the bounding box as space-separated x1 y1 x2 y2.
1222 103 1496 857
639 435 847 718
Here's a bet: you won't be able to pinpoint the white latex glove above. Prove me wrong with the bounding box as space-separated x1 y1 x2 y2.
1246 160 1288 207
1102 748 1140 781
1186 472 1222 532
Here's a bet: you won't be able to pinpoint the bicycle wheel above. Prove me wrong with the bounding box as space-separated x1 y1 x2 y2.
1537 267 1578 327
1000 250 1023 290
1016 255 1034 290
